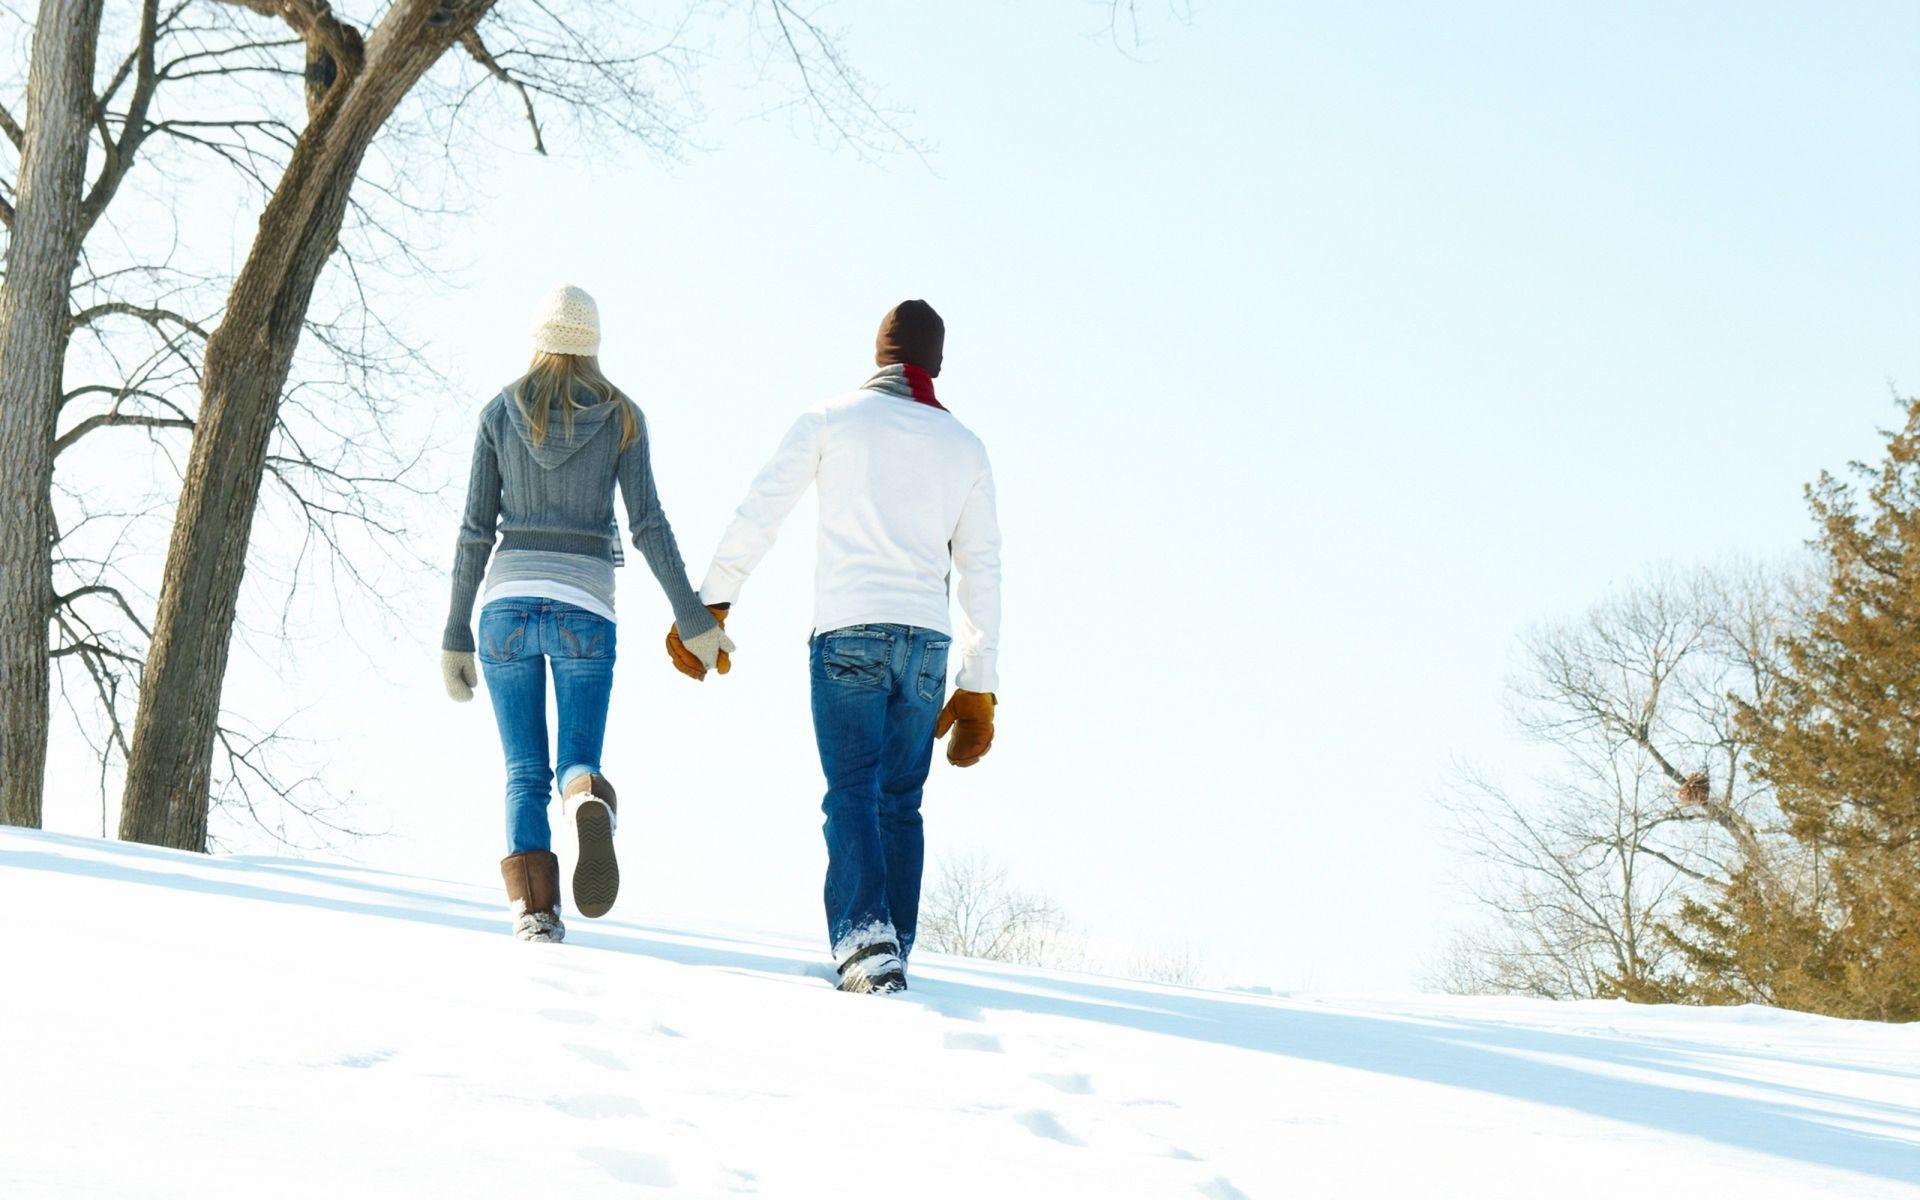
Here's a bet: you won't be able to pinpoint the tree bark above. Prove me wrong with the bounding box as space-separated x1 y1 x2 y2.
0 0 106 828
118 0 489 850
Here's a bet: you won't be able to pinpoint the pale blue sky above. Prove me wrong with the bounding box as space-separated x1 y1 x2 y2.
43 2 1920 988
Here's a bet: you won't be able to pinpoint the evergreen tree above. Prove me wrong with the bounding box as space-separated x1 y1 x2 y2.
1668 400 1920 1021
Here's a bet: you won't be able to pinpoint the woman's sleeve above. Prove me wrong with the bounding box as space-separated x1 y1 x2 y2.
617 407 716 638
443 414 503 652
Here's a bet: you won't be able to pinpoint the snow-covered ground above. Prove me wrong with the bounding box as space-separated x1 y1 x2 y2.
3 828 1917 1198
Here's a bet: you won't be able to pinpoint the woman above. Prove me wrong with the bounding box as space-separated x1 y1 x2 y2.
440 284 732 942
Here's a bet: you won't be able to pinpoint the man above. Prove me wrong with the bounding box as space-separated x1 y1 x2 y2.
667 299 1001 994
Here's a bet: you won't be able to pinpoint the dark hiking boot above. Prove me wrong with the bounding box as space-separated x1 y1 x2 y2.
564 772 619 919
837 940 907 994
501 850 565 943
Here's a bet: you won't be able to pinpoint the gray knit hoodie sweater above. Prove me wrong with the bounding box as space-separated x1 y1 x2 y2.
442 388 716 653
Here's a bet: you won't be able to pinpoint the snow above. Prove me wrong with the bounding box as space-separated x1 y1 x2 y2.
4 828 1918 1198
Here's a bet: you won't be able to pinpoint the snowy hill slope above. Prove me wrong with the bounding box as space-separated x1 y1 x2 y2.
3 829 1918 1199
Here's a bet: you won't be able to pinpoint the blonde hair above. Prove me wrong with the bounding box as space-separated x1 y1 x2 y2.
511 352 638 450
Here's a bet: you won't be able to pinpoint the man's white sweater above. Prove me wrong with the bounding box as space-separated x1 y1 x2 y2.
700 372 1002 693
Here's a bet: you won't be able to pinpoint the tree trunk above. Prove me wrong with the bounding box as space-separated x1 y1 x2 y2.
117 2 487 850
0 0 105 829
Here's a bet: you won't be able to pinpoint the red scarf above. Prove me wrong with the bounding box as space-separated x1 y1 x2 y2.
865 364 947 412
902 365 945 411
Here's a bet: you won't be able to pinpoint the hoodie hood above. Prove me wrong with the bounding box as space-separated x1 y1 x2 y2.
501 385 622 470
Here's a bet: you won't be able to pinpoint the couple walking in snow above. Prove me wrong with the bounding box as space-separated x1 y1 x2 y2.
439 286 1001 995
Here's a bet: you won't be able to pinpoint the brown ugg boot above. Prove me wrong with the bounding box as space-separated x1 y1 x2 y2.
563 773 619 919
501 850 565 943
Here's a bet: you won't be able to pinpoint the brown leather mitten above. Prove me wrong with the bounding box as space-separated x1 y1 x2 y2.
666 605 732 681
935 690 996 767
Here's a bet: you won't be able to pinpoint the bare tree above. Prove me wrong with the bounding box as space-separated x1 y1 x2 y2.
919 854 1075 968
1122 941 1206 986
114 2 490 850
0 0 106 829
1437 563 1815 999
0 1 454 846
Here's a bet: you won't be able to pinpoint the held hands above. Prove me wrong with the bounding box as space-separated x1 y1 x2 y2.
442 650 479 702
936 690 996 767
666 605 737 681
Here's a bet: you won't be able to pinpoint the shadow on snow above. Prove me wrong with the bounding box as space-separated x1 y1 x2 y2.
9 830 1919 1185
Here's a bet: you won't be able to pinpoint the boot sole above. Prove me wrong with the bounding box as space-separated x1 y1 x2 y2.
573 799 619 918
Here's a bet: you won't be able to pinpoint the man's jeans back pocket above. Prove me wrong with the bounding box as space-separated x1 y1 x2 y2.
916 639 951 703
820 629 893 690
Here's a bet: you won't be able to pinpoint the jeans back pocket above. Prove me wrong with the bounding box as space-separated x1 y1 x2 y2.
819 629 894 690
478 604 531 663
916 639 952 703
554 609 615 659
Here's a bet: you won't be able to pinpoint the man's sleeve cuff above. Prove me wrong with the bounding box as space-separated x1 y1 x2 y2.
699 572 742 607
954 654 999 695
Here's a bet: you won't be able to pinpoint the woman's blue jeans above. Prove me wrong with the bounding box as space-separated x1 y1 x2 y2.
810 623 950 961
477 597 616 854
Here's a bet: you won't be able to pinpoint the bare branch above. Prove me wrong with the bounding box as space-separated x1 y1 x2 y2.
55 413 196 456
56 583 155 637
77 0 164 238
69 301 212 339
760 0 925 164
50 641 145 666
159 35 303 82
461 28 545 154
205 0 365 116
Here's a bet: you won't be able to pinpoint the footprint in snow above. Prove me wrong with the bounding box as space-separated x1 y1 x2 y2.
1013 1110 1084 1146
538 1007 598 1025
332 1049 394 1069
548 1093 648 1120
577 1148 675 1188
650 1021 684 1039
1031 1071 1093 1095
925 997 987 1023
797 962 841 984
942 1031 1003 1053
1197 1178 1249 1200
565 1043 630 1072
1167 1147 1203 1162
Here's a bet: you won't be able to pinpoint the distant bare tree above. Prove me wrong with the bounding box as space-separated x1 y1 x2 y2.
919 854 1075 967
1123 941 1206 986
1437 563 1817 1000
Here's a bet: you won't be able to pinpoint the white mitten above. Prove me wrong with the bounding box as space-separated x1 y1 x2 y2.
681 625 737 673
442 650 479 702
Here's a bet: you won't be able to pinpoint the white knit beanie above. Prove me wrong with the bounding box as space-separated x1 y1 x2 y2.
530 284 601 356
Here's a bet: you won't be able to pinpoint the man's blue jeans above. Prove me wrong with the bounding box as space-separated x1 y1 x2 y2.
810 623 950 962
478 597 616 854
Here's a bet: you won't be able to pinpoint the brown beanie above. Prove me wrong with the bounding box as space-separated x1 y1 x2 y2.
875 300 945 378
